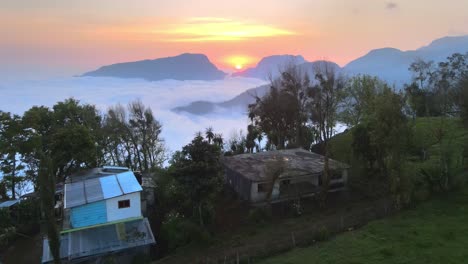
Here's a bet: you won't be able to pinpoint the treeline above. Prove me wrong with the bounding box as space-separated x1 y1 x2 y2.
0 99 165 199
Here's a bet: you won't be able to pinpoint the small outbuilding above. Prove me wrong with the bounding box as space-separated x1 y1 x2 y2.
42 167 156 264
223 148 350 204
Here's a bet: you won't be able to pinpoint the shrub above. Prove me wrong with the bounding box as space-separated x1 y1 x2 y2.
314 226 330 242
247 208 271 225
160 213 212 251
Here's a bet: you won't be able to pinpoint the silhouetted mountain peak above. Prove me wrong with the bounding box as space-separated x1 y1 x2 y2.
82 53 226 81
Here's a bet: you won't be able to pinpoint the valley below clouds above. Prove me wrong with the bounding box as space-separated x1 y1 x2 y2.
1 76 267 154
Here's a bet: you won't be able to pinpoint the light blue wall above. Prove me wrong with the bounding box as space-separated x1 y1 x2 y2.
70 200 107 228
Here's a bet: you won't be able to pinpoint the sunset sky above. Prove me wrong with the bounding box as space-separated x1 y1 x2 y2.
1 0 468 79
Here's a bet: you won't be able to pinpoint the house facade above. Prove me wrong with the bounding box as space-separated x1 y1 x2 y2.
42 167 155 263
223 148 349 204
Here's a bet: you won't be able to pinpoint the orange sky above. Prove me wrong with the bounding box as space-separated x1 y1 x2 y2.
1 0 468 78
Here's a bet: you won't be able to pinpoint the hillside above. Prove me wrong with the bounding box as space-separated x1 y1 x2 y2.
82 53 226 81
259 186 468 264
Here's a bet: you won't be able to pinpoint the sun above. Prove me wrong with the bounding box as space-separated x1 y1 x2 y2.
224 55 256 71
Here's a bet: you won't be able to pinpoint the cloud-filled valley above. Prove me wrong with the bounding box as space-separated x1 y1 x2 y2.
1 76 267 154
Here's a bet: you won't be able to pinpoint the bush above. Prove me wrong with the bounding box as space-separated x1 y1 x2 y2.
314 226 330 242
160 213 212 251
0 209 12 229
247 208 271 225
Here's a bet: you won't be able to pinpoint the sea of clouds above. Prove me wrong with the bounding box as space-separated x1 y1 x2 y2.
0 76 267 156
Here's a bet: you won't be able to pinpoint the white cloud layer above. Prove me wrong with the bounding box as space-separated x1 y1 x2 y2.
0 76 267 154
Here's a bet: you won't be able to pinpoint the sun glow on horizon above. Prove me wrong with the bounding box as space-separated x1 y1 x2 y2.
155 17 297 42
224 55 256 71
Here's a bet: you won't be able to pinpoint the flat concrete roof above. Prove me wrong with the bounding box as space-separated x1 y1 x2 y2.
222 148 349 182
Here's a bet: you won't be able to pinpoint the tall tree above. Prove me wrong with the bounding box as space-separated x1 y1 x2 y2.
248 64 311 149
102 101 165 171
167 134 223 226
308 62 346 204
351 85 411 205
38 155 61 264
205 127 214 144
341 75 383 126
0 111 25 199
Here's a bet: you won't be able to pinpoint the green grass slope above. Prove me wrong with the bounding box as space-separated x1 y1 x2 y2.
259 187 468 264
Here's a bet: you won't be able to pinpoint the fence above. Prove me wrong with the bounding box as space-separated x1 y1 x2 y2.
156 198 396 264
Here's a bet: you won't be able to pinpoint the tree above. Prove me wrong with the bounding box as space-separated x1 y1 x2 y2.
38 155 61 264
167 134 223 227
409 59 434 90
351 86 412 205
51 98 102 178
455 74 468 126
212 133 224 148
21 106 54 188
205 127 214 144
248 64 311 149
0 111 25 199
308 62 347 204
102 101 165 172
341 75 383 126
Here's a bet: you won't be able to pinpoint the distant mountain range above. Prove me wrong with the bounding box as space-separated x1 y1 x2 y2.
174 35 468 115
80 35 468 115
344 35 468 86
172 60 340 115
232 55 306 79
82 53 226 81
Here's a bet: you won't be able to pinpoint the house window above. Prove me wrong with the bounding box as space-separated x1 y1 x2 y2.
257 183 268 193
118 199 130 209
281 180 291 186
331 171 342 180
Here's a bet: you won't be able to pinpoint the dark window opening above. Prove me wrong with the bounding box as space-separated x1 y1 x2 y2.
257 183 268 193
281 180 291 186
118 199 130 209
331 171 343 180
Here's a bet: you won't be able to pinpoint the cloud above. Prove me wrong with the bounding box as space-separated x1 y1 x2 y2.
155 17 297 42
0 76 267 154
385 2 398 10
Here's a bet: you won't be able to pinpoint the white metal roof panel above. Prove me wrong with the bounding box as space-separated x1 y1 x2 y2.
116 171 143 194
84 177 104 203
65 181 85 208
99 175 123 199
64 169 142 209
0 200 20 208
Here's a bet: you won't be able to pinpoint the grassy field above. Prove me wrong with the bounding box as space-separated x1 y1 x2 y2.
259 188 468 264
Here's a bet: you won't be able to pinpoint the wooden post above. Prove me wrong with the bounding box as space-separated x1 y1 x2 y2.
291 232 296 247
236 252 240 264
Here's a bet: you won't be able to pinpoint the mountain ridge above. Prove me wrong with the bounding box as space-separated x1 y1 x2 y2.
82 53 226 81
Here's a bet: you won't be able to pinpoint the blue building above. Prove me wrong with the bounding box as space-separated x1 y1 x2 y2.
42 167 155 263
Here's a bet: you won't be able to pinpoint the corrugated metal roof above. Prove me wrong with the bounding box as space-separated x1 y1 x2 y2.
0 200 20 208
42 218 155 263
64 170 142 209
84 177 104 203
99 175 123 199
117 171 143 194
65 182 85 208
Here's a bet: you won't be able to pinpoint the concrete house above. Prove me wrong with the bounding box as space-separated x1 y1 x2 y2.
42 167 155 263
223 148 350 204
